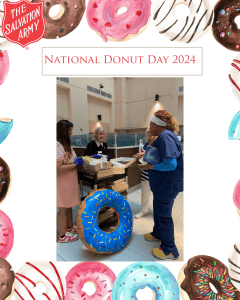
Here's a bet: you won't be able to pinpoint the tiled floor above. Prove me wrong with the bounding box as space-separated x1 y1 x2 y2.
57 188 184 262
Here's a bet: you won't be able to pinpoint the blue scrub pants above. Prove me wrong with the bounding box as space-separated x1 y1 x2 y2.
151 191 179 258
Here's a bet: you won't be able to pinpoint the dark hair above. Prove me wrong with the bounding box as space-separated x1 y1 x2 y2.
57 120 73 155
154 110 179 132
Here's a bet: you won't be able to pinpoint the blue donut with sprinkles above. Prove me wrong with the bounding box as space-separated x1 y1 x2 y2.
112 262 180 300
228 111 240 140
77 189 133 253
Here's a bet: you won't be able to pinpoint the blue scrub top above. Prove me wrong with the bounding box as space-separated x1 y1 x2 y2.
148 130 183 195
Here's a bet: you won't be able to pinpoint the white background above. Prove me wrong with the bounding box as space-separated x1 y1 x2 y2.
1 0 240 298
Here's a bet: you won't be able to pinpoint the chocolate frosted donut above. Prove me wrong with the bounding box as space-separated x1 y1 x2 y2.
178 255 240 300
0 257 15 300
0 158 11 204
32 0 85 39
212 0 240 51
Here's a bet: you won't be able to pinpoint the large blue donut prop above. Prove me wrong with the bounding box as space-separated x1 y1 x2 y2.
112 262 180 300
77 189 133 254
228 111 240 140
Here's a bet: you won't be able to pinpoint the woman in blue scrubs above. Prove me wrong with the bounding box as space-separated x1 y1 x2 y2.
138 110 183 260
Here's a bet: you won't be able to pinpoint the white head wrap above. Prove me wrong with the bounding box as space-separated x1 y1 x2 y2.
151 115 167 127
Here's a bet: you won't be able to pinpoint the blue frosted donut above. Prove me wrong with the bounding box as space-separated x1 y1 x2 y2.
112 262 180 300
77 189 133 254
228 111 240 140
0 119 13 144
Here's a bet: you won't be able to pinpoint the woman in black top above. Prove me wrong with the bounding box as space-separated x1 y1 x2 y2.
85 127 108 156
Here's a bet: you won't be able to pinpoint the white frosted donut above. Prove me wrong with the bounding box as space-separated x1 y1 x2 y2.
229 240 240 292
229 54 240 104
14 261 65 300
153 0 214 43
0 1 13 51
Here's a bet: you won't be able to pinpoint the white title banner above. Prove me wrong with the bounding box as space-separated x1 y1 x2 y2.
42 47 202 76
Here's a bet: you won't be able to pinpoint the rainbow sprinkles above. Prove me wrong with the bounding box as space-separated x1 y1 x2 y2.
212 0 240 51
179 255 240 300
112 262 180 300
77 189 133 254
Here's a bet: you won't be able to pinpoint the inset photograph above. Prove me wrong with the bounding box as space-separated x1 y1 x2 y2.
56 77 184 262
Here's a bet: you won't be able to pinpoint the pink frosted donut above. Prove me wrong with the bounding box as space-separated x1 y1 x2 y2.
233 180 240 217
0 51 9 86
65 262 116 300
0 210 14 259
86 0 151 42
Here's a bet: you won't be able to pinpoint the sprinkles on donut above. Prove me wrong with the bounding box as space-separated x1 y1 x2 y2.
112 262 180 300
0 211 14 259
77 189 133 254
178 255 240 300
212 0 240 51
65 262 116 300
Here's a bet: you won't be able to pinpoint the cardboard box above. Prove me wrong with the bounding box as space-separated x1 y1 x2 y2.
78 156 111 173
98 207 116 224
106 178 126 186
111 167 125 175
102 161 112 170
78 163 101 173
97 169 113 179
110 157 137 168
105 182 129 192
78 157 102 172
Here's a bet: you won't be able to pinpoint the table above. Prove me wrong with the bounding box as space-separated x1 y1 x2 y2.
77 168 129 199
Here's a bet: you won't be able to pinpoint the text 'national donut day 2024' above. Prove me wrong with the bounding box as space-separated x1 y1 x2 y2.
42 48 202 76
2 0 45 48
45 55 197 65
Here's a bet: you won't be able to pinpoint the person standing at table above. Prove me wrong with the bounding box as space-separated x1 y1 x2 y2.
138 110 183 260
85 127 108 156
57 120 83 243
134 128 156 219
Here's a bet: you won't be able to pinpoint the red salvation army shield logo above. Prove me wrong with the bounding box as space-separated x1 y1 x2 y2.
2 0 45 48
